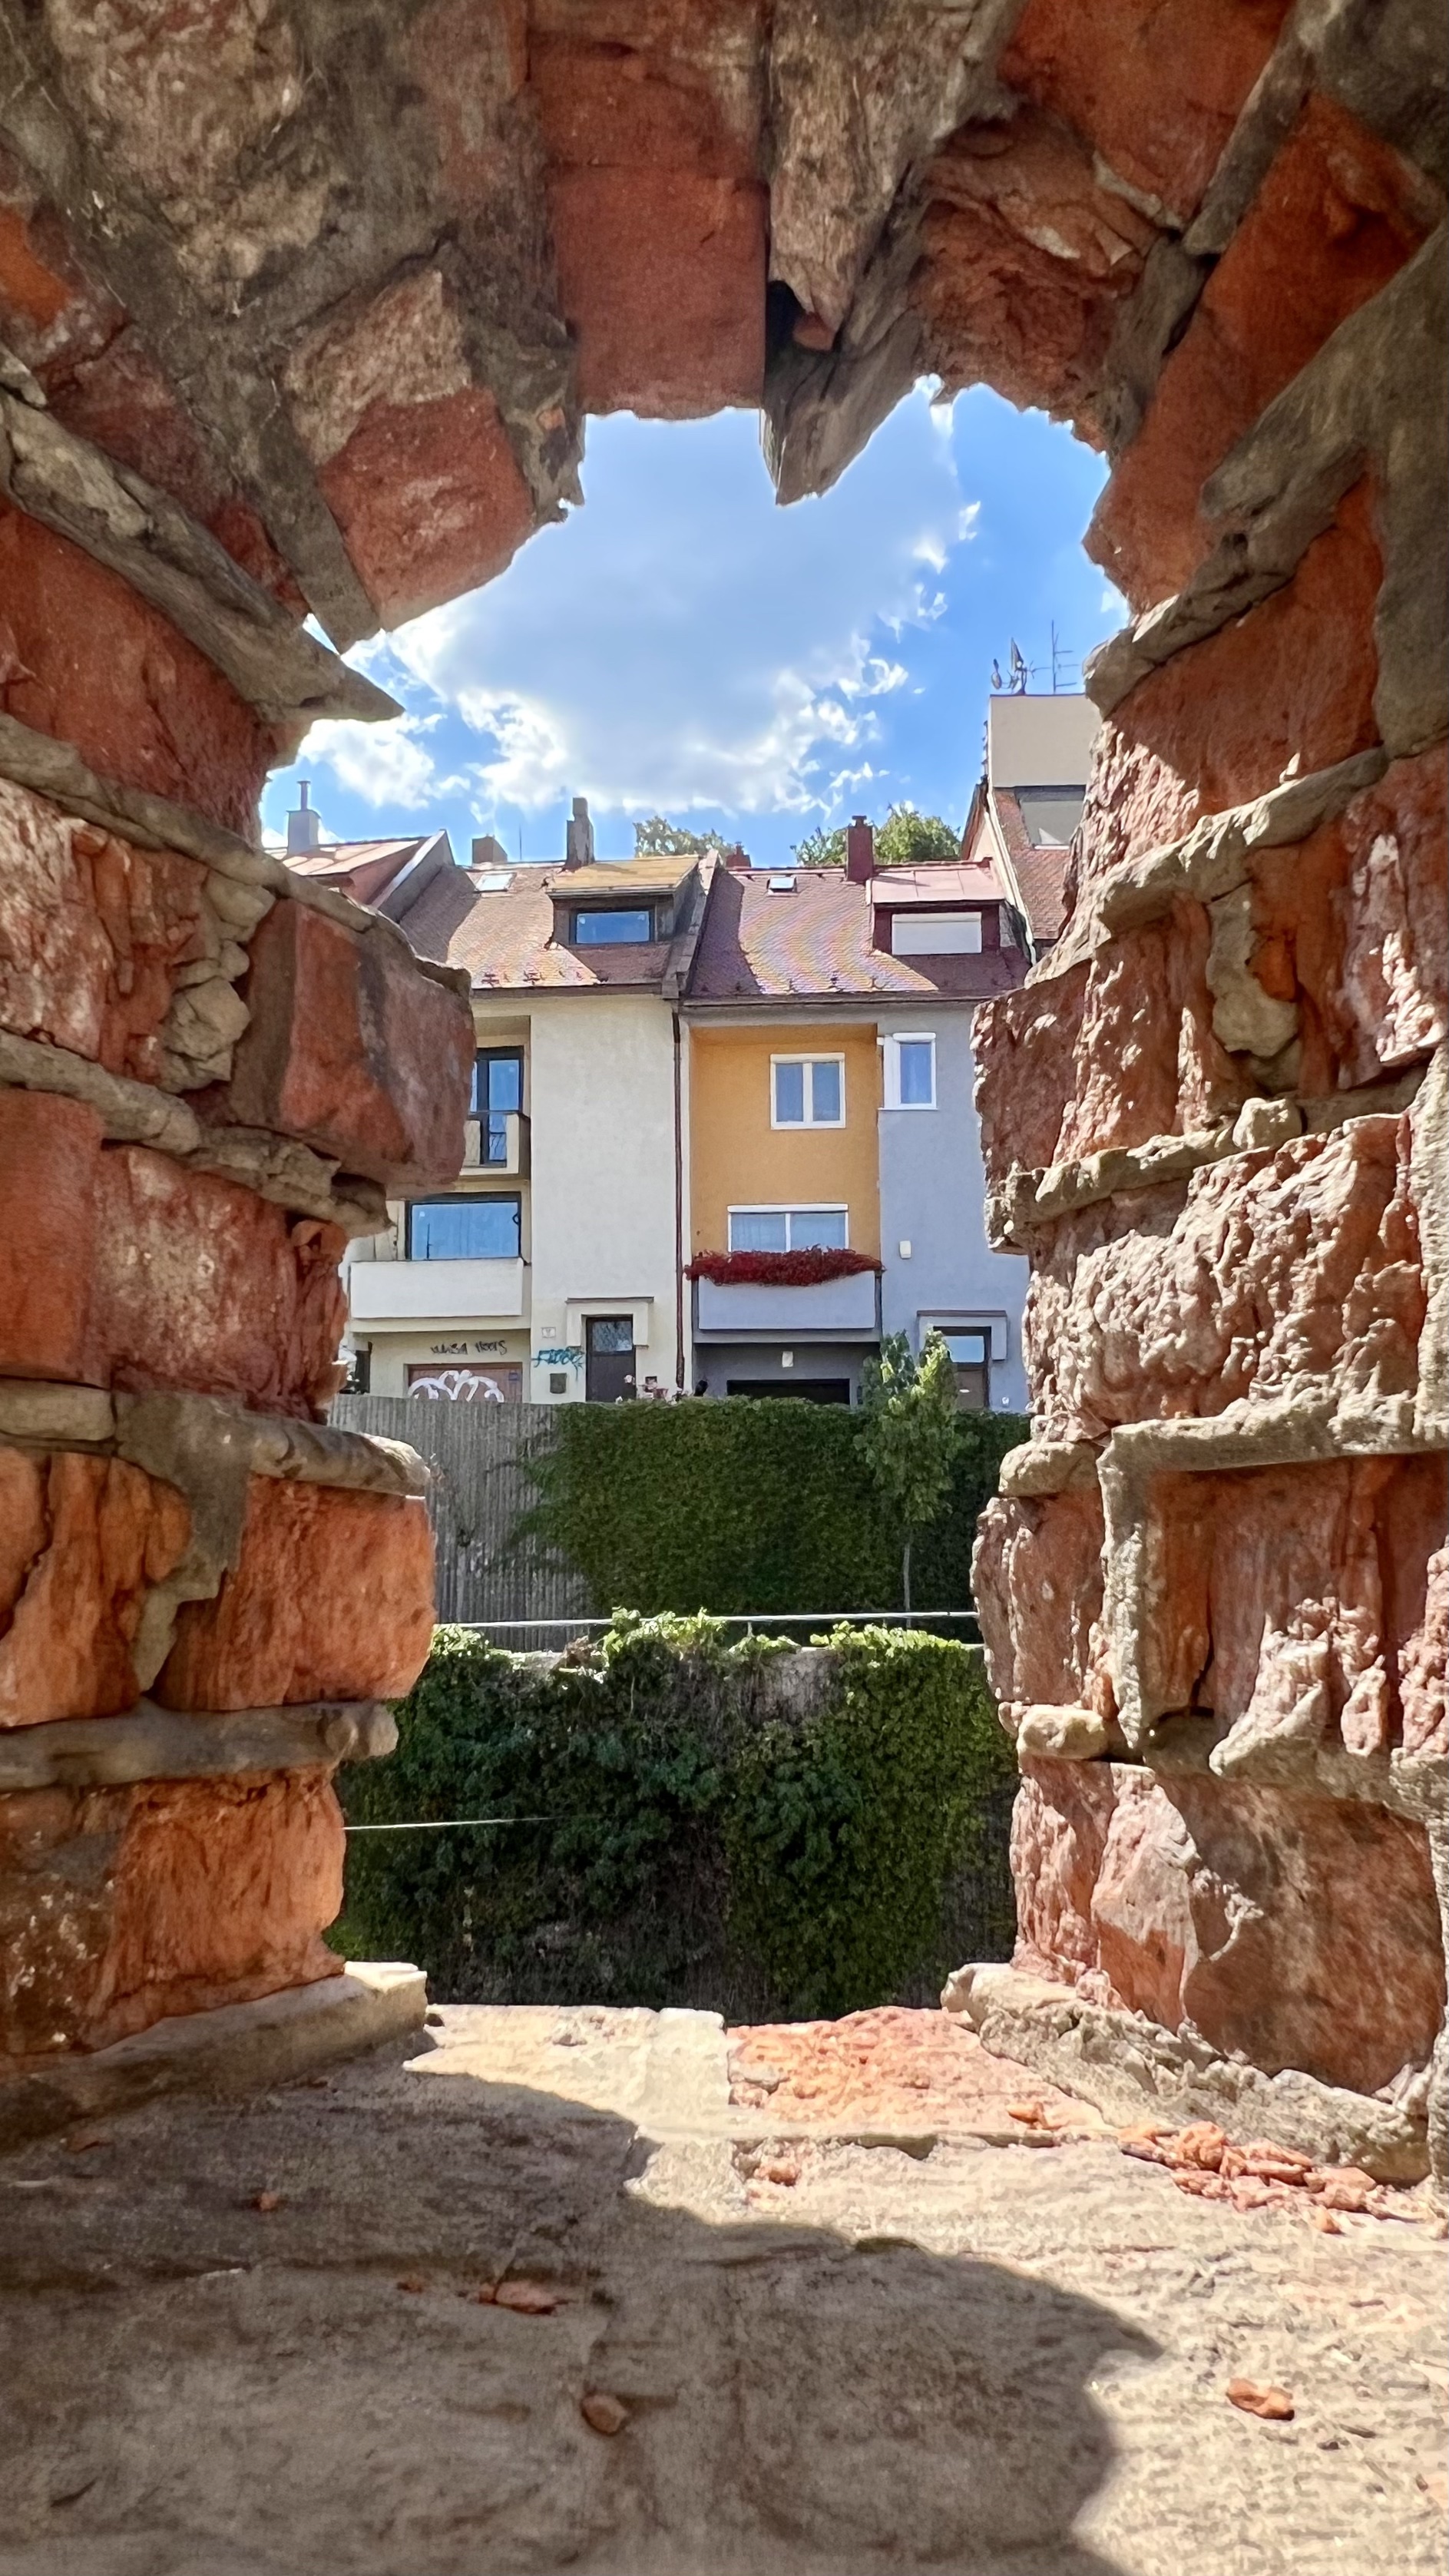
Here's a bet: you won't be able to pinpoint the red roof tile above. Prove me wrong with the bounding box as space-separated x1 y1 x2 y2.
686 866 1026 1003
401 863 685 989
992 790 1070 944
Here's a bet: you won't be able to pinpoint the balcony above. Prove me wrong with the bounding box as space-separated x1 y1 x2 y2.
693 1270 880 1341
349 1257 527 1327
461 1110 529 1177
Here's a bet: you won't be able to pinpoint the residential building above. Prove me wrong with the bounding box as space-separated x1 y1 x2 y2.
683 819 1034 1408
334 799 707 1402
296 709 1089 1409
961 690 1099 959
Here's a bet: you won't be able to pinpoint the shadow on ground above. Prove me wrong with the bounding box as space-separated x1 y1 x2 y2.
0 2032 1153 2576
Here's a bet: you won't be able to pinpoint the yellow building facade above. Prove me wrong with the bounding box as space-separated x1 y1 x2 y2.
688 1019 882 1260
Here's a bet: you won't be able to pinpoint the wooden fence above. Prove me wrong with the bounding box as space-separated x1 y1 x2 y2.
331 1397 591 1634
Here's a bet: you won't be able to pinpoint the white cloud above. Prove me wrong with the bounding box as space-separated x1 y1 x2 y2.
365 386 975 823
303 714 448 813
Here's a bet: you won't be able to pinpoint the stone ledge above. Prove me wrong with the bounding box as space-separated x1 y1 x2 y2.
941 1962 1430 2184
0 1028 386 1237
987 1065 1426 1245
1142 1717 1446 1825
0 1963 426 2154
0 1697 398 1793
0 1381 428 1499
0 376 396 730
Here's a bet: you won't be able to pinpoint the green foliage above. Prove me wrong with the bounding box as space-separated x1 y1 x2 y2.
633 814 730 857
522 1395 1027 1617
792 805 961 869
792 822 848 866
874 804 961 866
338 1617 1016 2017
858 1333 961 1609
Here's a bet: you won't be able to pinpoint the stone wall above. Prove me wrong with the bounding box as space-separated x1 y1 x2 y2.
0 3 1441 2101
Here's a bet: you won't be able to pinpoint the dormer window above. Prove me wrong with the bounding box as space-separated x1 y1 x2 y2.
892 909 983 956
571 906 657 945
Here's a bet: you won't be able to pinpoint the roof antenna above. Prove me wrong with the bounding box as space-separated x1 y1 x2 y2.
1007 640 1029 694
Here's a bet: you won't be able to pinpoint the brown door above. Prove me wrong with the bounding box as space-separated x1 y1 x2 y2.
585 1316 635 1402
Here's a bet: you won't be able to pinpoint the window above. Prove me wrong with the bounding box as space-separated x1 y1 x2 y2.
571 907 654 944
471 1049 524 1162
729 1206 849 1252
407 1195 521 1260
940 1329 990 1412
885 1031 935 1109
585 1314 635 1402
772 1055 844 1126
892 911 983 956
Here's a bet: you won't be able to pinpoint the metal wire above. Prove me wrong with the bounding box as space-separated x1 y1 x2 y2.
343 1816 554 1834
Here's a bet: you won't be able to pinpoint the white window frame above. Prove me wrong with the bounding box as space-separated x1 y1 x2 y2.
770 1053 845 1128
882 1030 937 1111
727 1204 850 1253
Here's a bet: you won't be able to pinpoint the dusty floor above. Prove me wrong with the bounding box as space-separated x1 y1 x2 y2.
0 2003 1444 2576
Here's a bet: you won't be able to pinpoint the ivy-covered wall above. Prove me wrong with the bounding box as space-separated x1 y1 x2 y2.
337 1617 1017 2018
521 1399 1028 1616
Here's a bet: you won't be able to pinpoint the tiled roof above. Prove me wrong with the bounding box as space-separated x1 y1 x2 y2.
283 836 423 881
402 863 682 990
992 791 1070 945
686 865 1024 1003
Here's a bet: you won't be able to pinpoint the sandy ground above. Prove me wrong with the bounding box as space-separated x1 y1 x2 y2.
0 2003 1444 2576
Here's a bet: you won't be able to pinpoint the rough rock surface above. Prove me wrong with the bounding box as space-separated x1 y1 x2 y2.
1012 1757 1445 2091
0 503 275 833
974 1484 1108 1727
0 2011 1444 2575
0 1449 190 1727
156 1480 435 1711
0 1092 348 1417
222 897 475 1194
0 1767 342 2057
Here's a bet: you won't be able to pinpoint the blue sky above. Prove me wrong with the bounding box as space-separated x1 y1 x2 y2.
264 383 1120 871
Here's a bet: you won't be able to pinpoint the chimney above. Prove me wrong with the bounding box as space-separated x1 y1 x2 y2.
723 842 751 873
564 794 594 870
286 779 323 856
845 814 875 883
471 833 508 869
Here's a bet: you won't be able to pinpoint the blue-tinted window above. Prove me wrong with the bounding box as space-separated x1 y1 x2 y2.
471 1050 523 1114
572 909 653 944
787 1207 848 1250
772 1056 844 1124
730 1208 788 1252
772 1060 806 1124
896 1038 935 1106
810 1058 842 1122
408 1197 521 1260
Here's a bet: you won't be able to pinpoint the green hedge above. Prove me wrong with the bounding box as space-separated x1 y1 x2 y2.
337 1616 1017 2018
521 1399 1027 1616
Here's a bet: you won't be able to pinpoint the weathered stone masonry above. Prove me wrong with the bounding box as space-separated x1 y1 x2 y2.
0 5 1441 2131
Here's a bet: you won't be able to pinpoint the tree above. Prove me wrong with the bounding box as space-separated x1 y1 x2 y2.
857 1333 960 1617
875 805 961 866
792 823 847 867
792 805 961 869
634 814 730 858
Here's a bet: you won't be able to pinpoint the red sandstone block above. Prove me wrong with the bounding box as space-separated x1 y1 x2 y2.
1134 1452 1447 1754
0 1769 342 2058
0 776 207 1081
1012 1756 1444 2093
0 1090 99 1381
916 111 1154 427
1078 481 1383 889
1090 98 1436 609
224 899 474 1193
319 386 537 629
0 502 274 835
155 1479 435 1711
549 164 766 416
1025 1114 1425 1445
1331 746 1448 1082
973 1486 1107 1721
0 1449 190 1727
0 1094 346 1417
1000 0 1292 224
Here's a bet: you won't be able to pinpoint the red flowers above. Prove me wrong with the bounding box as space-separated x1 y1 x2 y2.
684 1248 882 1286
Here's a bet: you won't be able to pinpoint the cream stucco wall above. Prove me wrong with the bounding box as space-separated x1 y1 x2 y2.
521 989 686 1399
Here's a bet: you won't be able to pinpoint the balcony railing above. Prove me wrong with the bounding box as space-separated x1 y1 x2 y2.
349 1257 528 1326
462 1110 529 1176
693 1270 880 1339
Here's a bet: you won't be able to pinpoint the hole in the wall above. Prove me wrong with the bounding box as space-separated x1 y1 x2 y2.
262 384 1117 872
